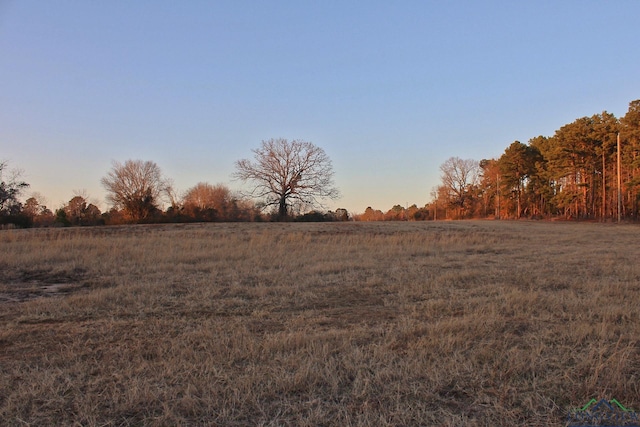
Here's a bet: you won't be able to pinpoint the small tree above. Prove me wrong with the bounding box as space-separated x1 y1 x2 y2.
439 157 479 218
101 160 169 222
334 208 349 221
182 182 233 221
0 161 29 226
234 138 340 219
23 197 41 220
61 195 102 226
0 161 28 213
356 207 385 221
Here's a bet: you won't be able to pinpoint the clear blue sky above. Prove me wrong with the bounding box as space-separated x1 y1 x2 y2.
2 1 639 214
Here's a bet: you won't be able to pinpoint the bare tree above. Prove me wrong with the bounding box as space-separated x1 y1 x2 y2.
0 161 29 217
101 160 169 222
182 182 234 221
234 138 339 219
439 157 479 218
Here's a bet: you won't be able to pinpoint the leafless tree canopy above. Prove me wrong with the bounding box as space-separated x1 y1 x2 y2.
182 182 234 221
234 138 339 218
439 157 479 218
101 160 169 221
183 183 231 211
0 161 29 215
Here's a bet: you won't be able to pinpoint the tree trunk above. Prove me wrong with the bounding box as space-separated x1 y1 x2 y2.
602 151 606 221
516 180 522 219
278 196 288 219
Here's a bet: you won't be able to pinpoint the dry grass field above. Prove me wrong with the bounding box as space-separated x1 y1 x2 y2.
1 220 639 426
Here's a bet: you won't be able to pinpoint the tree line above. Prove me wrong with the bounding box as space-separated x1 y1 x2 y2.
1 139 345 227
356 99 640 222
3 100 640 227
431 99 640 221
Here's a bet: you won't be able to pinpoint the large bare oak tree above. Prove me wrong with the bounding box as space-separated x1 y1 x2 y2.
234 138 339 219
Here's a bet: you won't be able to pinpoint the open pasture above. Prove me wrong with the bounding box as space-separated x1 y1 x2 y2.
1 221 639 426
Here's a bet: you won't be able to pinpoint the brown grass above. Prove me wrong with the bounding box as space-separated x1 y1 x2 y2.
1 221 639 426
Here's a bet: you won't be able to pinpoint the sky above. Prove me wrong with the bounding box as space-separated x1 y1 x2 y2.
1 1 640 214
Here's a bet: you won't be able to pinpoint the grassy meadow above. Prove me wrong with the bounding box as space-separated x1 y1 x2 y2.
1 220 639 426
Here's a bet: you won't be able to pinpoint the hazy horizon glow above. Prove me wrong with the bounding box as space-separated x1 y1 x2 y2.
2 1 639 213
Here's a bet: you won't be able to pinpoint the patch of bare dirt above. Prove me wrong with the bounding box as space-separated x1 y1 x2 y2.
0 268 89 304
0 282 87 303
